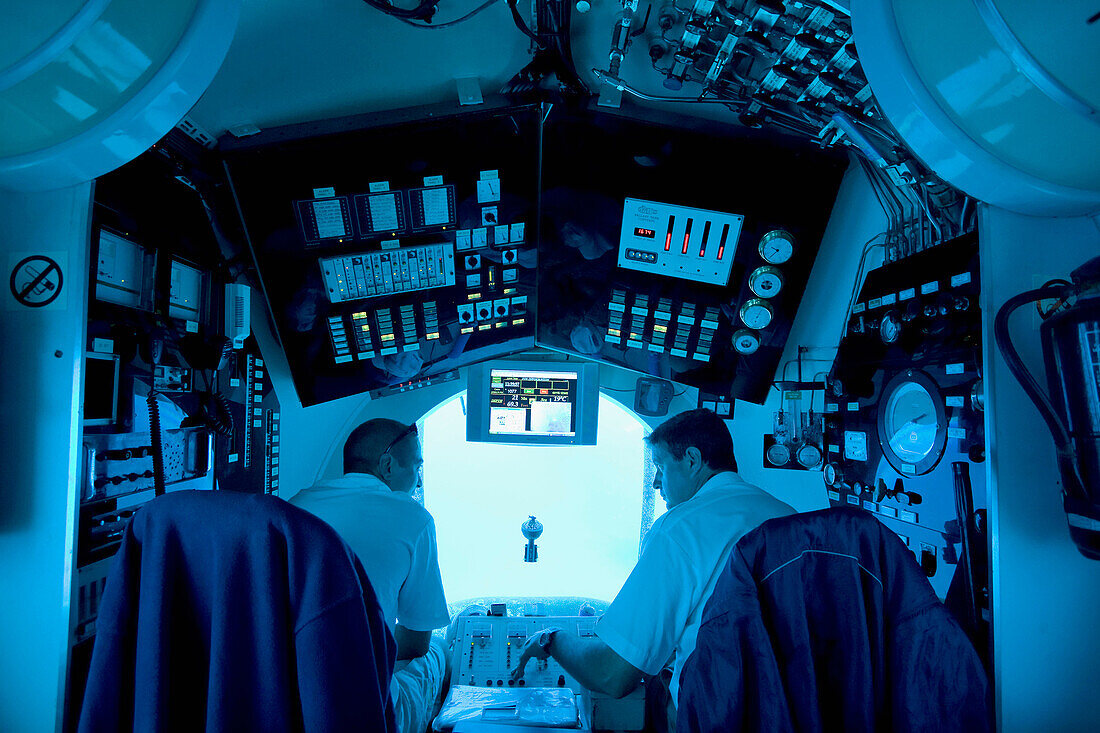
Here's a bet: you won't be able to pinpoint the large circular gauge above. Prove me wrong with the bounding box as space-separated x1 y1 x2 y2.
740 298 774 329
876 369 948 476
758 230 795 264
823 462 844 486
748 265 784 298
797 443 823 469
766 442 791 466
879 311 902 344
731 329 760 355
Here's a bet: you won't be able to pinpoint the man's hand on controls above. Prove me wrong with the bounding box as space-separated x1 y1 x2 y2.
509 627 562 682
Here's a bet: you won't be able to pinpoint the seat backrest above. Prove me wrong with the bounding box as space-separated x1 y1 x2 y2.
77 489 396 733
677 506 989 733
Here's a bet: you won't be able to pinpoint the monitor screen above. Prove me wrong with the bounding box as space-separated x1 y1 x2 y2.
84 352 120 426
467 359 599 445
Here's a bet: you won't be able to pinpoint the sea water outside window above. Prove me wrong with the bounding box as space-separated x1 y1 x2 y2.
423 393 662 607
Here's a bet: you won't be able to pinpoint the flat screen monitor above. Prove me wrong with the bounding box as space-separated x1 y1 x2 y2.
466 360 599 445
84 352 120 426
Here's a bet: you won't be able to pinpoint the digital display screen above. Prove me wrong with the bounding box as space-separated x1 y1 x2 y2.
409 184 456 231
634 227 656 238
488 368 577 437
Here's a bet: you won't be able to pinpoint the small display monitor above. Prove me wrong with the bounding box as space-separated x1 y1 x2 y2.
168 259 204 321
408 184 456 231
83 352 120 426
353 191 407 237
294 196 354 244
466 360 599 445
95 230 153 310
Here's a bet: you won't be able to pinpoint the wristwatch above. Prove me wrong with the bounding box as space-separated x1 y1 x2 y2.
537 627 563 655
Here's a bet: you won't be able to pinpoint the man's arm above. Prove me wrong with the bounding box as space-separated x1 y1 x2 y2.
509 630 643 698
394 624 432 660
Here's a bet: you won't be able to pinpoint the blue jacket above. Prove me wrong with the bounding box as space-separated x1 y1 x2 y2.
78 490 397 733
677 507 989 733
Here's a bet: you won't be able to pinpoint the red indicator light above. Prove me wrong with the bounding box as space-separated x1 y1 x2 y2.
682 218 693 255
717 222 730 260
700 220 711 257
634 227 656 238
665 215 675 252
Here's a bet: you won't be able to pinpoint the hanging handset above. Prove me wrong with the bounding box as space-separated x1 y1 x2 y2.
994 255 1100 559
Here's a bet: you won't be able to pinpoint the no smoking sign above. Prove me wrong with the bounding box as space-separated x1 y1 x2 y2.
8 253 66 309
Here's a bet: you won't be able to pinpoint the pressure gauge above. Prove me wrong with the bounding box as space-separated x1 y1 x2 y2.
748 265 784 298
732 329 761 355
823 462 844 487
740 298 774 329
758 229 795 265
766 442 791 466
797 443 823 469
880 311 902 344
843 430 868 461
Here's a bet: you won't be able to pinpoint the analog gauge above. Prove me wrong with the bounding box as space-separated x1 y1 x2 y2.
740 298 774 329
766 442 791 466
843 430 868 461
823 462 844 486
732 329 761 355
877 370 948 475
797 443 823 469
880 311 902 344
758 229 795 264
748 265 784 298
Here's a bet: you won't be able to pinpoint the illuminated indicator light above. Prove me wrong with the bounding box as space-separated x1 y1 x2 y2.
461 326 474 334
513 318 525 325
381 334 395 341
479 324 492 331
664 215 675 252
504 287 517 295
654 324 667 333
608 328 621 336
682 218 693 254
700 221 711 257
426 332 439 340
718 223 729 260
467 292 481 301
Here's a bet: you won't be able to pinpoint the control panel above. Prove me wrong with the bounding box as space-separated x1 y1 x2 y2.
618 198 744 286
224 104 541 407
824 233 986 607
537 109 845 403
450 615 599 693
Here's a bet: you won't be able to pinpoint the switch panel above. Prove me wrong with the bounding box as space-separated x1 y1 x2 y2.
618 198 744 286
450 615 599 693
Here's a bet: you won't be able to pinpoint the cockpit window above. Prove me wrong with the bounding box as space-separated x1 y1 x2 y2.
422 392 656 605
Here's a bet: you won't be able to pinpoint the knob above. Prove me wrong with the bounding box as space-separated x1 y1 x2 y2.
923 304 938 318
952 296 970 311
518 679 526 687
557 675 566 687
903 302 921 322
478 308 489 319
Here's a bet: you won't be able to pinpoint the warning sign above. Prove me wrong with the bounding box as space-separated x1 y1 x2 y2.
10 255 64 308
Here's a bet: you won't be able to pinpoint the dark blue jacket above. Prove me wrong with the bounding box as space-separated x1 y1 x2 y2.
78 490 397 733
677 507 989 733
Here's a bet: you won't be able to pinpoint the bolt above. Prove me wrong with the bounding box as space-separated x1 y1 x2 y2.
55 350 63 358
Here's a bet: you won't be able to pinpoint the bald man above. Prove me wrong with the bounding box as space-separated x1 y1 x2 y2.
290 418 449 733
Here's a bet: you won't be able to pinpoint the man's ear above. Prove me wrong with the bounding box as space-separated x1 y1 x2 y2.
376 452 394 480
684 446 703 473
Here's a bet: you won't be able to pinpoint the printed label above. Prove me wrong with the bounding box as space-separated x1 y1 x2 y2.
951 272 972 287
902 463 916 475
853 303 865 314
899 288 916 301
881 293 897 306
900 510 918 523
869 297 882 309
946 363 965 375
313 187 336 198
369 181 390 192
921 281 939 295
827 490 840 501
946 396 965 408
423 175 444 186
847 402 860 411
948 427 967 439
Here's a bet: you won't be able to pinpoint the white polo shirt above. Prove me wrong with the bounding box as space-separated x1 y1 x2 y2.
596 471 795 704
289 473 450 633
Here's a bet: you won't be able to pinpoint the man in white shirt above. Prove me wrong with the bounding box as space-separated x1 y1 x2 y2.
511 408 795 729
290 418 450 733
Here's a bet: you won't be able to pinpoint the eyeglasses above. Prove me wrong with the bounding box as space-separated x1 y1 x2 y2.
381 423 418 462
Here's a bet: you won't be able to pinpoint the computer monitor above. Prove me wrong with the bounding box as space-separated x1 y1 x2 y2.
466 360 599 446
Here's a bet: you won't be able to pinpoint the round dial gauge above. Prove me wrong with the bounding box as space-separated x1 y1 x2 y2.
766 442 791 466
823 462 843 486
880 311 902 344
758 230 795 264
740 298 775 329
797 443 823 469
732 329 761 355
877 370 948 475
748 265 784 298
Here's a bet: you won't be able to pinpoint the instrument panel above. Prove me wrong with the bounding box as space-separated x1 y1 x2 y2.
450 615 598 694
